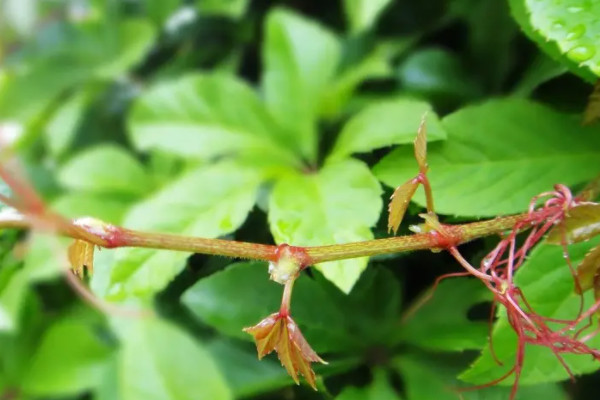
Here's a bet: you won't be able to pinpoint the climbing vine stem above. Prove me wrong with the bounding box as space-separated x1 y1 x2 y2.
0 207 554 265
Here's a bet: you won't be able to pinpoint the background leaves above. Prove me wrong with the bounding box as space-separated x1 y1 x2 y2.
269 160 382 292
374 99 600 216
1 0 600 399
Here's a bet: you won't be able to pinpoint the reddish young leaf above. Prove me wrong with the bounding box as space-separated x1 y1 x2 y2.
244 313 326 389
414 113 428 171
547 204 600 245
575 245 600 294
388 178 419 235
68 239 95 278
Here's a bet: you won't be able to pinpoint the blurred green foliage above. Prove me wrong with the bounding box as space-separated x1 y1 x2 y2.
0 0 599 399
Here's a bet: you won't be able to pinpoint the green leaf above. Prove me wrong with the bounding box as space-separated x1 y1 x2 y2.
329 99 446 161
119 318 232 400
182 262 401 353
374 99 600 217
0 235 65 331
44 91 87 157
196 0 249 18
262 8 341 162
460 237 600 385
0 19 155 122
52 193 132 224
508 0 595 82
336 368 402 399
106 162 262 298
399 278 492 351
512 52 567 97
128 73 297 166
58 145 151 196
0 58 90 121
144 0 180 27
396 48 481 105
524 0 600 77
0 304 11 331
269 159 382 292
451 0 518 91
320 44 394 118
88 19 156 79
207 339 294 397
0 269 28 332
22 320 112 396
395 353 567 400
342 0 392 33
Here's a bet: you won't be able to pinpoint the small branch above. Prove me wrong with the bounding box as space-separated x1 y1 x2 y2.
279 277 296 317
120 229 277 261
0 208 547 265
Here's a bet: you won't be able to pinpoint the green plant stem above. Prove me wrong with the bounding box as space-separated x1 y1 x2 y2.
120 229 277 261
0 209 541 265
279 277 295 316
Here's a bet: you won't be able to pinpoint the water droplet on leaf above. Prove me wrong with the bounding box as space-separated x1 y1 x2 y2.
566 24 586 40
568 45 596 62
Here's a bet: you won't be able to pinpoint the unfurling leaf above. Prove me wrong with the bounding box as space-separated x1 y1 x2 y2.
388 179 419 235
575 245 600 294
244 313 326 389
68 239 95 278
547 204 600 245
414 113 428 171
583 80 600 125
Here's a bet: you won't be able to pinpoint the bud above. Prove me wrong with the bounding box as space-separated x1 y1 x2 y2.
268 245 301 284
68 239 95 278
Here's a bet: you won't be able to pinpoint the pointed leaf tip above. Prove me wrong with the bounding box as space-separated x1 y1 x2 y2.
388 179 419 235
414 113 428 171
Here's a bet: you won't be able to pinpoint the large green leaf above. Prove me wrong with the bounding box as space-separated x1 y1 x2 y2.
182 262 401 353
196 0 249 18
0 58 90 120
329 99 446 161
0 235 65 332
399 278 492 351
22 320 112 396
342 0 392 33
144 0 180 27
524 0 600 77
269 159 382 292
44 91 87 157
374 99 600 217
0 19 155 122
512 52 567 97
396 48 482 106
52 193 132 224
336 368 402 399
128 73 297 166
262 8 341 162
461 237 600 385
58 145 151 196
396 353 567 400
119 318 231 400
106 162 262 299
508 0 595 82
320 43 395 118
89 19 156 79
207 339 294 397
